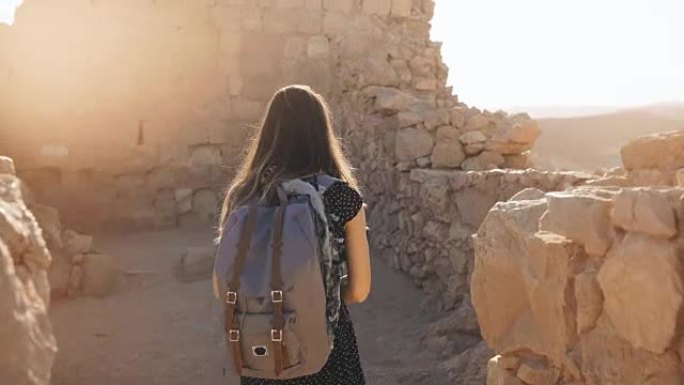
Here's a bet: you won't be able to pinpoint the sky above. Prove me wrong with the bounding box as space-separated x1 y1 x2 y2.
432 0 684 110
0 0 21 25
1 0 682 110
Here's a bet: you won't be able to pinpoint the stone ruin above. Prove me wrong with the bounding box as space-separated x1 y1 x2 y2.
2 0 684 384
472 132 684 385
0 157 57 385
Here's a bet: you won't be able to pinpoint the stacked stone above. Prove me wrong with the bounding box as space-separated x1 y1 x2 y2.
0 156 57 385
587 130 684 188
2 156 116 299
472 158 684 384
475 186 684 385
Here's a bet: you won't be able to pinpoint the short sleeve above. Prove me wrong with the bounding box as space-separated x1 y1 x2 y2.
323 181 363 225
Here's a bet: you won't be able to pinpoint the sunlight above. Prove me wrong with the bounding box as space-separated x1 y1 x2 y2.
0 0 22 25
431 0 684 110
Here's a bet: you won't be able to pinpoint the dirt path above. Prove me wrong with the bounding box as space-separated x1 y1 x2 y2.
50 228 449 385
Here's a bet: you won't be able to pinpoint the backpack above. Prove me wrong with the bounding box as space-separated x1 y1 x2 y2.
213 174 340 379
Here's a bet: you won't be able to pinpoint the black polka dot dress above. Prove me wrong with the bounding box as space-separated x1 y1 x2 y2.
241 180 366 385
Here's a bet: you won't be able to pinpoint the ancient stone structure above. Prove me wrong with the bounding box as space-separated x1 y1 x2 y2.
0 0 537 233
471 132 684 385
0 156 57 385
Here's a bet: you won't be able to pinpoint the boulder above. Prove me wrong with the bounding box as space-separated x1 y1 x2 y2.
472 196 583 365
611 188 677 238
0 176 56 385
461 151 505 171
621 130 684 171
396 127 434 161
597 233 683 354
363 86 418 113
539 190 613 256
441 341 496 384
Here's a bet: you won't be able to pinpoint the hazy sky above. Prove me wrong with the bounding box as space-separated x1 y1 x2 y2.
0 0 21 25
432 0 684 110
2 0 682 110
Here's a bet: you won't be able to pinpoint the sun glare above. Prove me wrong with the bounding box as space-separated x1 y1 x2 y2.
0 0 22 25
432 0 684 110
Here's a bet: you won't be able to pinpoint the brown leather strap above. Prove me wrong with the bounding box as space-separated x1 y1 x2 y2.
270 205 286 376
224 205 258 376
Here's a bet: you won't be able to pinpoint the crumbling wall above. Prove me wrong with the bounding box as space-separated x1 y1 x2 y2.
473 185 684 385
471 131 684 385
0 156 57 385
0 0 539 233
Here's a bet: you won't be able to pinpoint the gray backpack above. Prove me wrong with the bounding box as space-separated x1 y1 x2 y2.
213 174 339 379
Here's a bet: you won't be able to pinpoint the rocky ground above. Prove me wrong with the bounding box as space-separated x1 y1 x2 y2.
49 227 451 385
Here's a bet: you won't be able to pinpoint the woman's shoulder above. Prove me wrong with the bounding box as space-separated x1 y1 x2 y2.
322 179 363 224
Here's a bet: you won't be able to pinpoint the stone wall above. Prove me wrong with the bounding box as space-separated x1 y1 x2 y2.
0 0 540 233
473 185 684 385
0 157 57 385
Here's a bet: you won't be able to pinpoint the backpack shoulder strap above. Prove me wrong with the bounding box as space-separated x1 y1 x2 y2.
313 173 340 190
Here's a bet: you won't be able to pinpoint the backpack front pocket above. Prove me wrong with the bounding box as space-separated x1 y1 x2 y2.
239 312 301 372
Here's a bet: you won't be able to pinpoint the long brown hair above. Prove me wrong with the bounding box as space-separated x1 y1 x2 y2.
218 84 358 234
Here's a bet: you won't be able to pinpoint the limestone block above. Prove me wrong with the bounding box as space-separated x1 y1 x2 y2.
175 188 194 214
460 130 487 145
503 153 530 170
408 55 435 78
82 253 117 297
450 106 468 128
598 232 683 353
0 156 15 175
362 0 391 15
579 318 684 385
539 190 613 256
492 120 541 145
464 114 489 131
189 145 222 168
364 86 418 112
323 0 353 13
461 151 505 171
307 35 329 59
63 229 94 255
391 0 412 16
612 189 677 238
621 130 684 171
396 128 434 161
192 189 219 220
472 196 583 365
413 77 437 90
432 142 466 169
423 110 451 131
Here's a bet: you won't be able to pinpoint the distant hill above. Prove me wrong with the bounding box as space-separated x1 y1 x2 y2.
528 102 684 171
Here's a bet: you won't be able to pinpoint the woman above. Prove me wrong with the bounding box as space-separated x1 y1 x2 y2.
218 84 372 385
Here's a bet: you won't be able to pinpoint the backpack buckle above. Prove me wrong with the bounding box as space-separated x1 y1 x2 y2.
271 329 283 342
270 290 283 303
226 291 237 304
228 329 240 342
